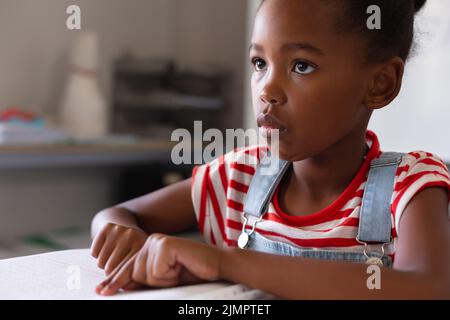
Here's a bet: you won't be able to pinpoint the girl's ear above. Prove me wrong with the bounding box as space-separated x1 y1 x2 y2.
363 57 404 110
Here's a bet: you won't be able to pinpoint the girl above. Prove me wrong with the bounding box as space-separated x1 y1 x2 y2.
90 0 450 299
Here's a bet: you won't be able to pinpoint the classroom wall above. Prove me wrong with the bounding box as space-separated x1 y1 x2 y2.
243 0 261 131
171 0 248 130
367 0 450 162
0 0 174 116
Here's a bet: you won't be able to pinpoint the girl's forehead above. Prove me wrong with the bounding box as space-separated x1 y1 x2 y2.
251 0 337 53
251 0 366 64
255 0 335 27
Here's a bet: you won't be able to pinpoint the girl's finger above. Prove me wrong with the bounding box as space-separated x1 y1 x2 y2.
146 238 158 282
99 254 137 296
96 254 132 293
119 249 147 291
90 227 107 258
104 242 129 275
107 250 135 277
97 238 116 269
132 247 148 284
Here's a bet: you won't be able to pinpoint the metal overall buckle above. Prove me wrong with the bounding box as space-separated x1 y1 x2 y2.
238 213 263 249
356 237 391 267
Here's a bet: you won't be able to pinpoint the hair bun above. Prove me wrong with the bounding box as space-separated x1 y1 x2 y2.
414 0 426 12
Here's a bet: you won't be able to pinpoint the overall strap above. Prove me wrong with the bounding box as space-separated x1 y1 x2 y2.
243 152 290 218
243 149 405 245
357 151 405 244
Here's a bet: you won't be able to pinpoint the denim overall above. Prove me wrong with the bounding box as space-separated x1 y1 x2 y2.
238 151 405 267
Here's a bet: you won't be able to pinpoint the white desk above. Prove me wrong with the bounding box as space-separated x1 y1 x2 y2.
0 249 274 300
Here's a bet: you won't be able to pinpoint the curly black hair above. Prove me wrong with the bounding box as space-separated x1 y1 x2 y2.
258 0 427 63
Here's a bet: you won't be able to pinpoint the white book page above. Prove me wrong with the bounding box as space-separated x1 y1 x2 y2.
0 249 254 300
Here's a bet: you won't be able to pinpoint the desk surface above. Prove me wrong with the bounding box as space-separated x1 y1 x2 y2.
0 249 273 300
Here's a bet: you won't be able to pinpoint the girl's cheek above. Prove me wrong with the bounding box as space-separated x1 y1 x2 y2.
251 76 263 114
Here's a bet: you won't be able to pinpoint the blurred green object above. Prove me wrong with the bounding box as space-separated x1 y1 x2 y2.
21 226 92 251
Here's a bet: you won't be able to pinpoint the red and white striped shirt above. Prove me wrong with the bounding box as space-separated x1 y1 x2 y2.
191 130 450 260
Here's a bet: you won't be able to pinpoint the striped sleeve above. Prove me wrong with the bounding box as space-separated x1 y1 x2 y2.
190 146 266 247
191 154 230 247
391 151 450 234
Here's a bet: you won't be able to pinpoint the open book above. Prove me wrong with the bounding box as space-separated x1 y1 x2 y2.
0 249 275 300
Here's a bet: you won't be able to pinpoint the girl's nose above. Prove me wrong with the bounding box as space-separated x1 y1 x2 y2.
259 78 287 106
260 92 278 105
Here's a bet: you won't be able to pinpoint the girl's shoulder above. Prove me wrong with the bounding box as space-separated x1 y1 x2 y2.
393 150 449 179
388 150 450 198
388 150 450 233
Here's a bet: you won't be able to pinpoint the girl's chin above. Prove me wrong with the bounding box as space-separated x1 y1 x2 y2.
264 142 306 162
264 143 292 161
260 127 288 139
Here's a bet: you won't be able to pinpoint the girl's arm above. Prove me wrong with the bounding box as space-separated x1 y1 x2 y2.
91 178 197 238
220 187 450 299
98 186 450 299
90 177 198 275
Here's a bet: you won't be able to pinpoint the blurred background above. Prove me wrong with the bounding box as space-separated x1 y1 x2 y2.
0 0 250 258
0 0 448 258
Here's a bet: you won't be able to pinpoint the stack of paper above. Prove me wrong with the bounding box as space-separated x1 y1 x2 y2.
0 122 68 145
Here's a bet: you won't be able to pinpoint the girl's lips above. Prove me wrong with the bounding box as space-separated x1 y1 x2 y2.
256 113 288 132
261 124 287 131
260 126 287 139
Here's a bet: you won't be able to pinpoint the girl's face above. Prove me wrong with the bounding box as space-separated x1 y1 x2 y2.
250 0 374 161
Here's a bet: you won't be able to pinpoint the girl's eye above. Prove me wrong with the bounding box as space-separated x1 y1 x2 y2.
293 61 316 75
252 58 266 71
251 58 316 74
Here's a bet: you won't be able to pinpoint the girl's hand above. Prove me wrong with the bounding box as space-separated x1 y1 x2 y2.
96 233 222 296
90 222 148 276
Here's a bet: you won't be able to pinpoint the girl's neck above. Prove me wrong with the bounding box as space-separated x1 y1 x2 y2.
287 127 370 203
